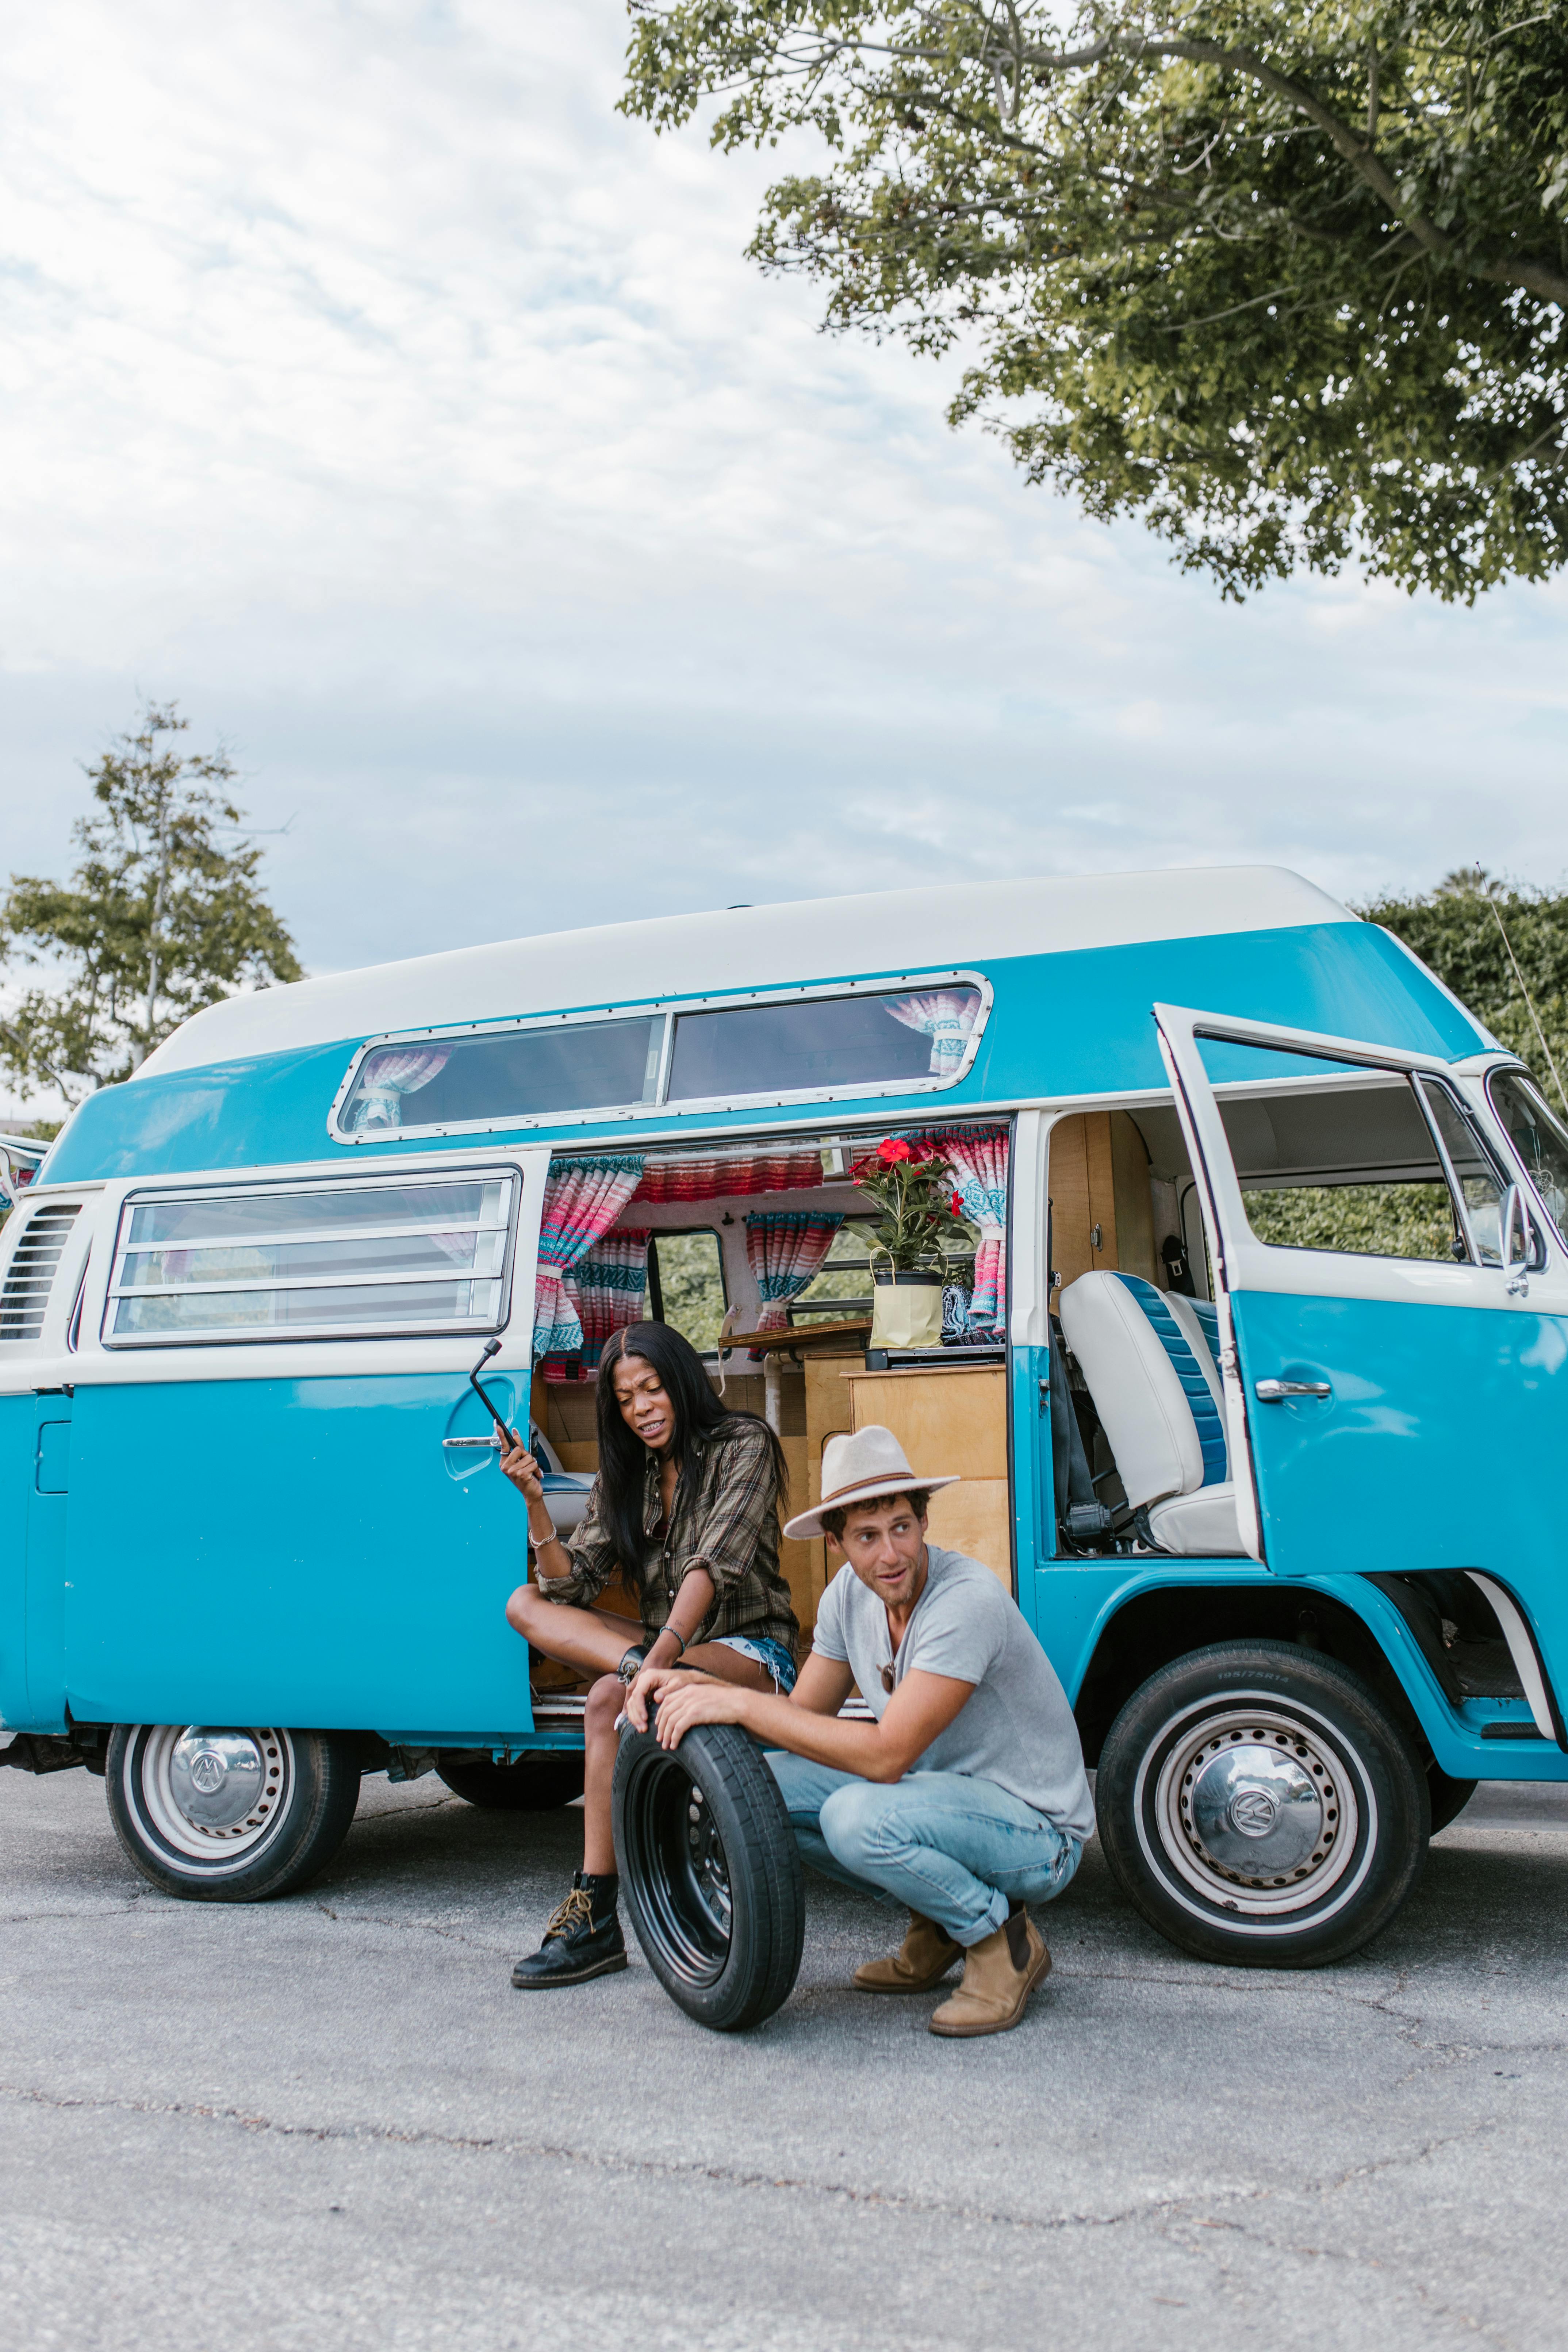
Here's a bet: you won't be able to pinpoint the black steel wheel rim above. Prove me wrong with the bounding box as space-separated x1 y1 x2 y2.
626 1747 733 1987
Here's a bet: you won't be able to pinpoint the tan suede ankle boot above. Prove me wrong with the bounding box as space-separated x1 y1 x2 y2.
929 1907 1051 2038
853 1911 963 1995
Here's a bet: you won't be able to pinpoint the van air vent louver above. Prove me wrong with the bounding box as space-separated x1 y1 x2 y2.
0 1203 81 1342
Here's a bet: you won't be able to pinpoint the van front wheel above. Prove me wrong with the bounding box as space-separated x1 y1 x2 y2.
105 1725 361 1902
1096 1643 1429 1968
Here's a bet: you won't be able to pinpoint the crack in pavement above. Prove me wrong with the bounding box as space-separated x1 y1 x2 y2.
311 1901 553 1960
1176 2181 1522 2352
0 2076 1521 2259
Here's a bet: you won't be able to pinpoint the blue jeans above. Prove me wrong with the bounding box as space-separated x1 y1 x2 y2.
764 1754 1082 1948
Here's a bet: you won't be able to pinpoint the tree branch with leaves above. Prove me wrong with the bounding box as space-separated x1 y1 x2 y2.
0 702 302 1107
623 1 1568 598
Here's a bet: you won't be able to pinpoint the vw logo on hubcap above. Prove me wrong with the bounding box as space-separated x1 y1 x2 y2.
1227 1786 1280 1838
188 1751 226 1796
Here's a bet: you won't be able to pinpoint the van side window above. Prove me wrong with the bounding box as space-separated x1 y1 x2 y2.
1416 1080 1507 1265
1196 1042 1477 1265
332 980 986 1139
1487 1069 1568 1244
340 1020 660 1134
104 1173 516 1344
666 987 982 1103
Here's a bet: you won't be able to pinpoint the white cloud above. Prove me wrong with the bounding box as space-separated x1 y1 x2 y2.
1 0 1565 1013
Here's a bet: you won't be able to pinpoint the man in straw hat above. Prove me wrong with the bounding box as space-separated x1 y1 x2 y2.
627 1425 1093 2038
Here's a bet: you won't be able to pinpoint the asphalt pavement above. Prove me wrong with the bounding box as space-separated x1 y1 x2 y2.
1 1763 1565 2352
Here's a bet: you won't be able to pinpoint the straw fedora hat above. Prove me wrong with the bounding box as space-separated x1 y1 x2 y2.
783 1425 959 1543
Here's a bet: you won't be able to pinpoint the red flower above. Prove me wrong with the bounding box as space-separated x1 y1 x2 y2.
878 1137 913 1164
951 1191 967 1218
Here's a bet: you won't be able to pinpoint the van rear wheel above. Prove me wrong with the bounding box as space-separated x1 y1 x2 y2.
105 1725 361 1902
1096 1643 1429 1968
436 1751 586 1810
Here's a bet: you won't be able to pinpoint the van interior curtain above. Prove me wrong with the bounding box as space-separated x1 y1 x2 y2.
942 1127 1009 1339
634 1145 825 1202
565 1228 651 1371
744 1211 843 1355
533 1156 647 1369
343 1045 451 1132
885 991 980 1077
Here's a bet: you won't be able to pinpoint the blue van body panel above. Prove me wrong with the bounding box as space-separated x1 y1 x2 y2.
0 1394 72 1735
0 1397 32 1726
1232 1286 1568 1590
43 922 1485 1184
62 1377 536 1735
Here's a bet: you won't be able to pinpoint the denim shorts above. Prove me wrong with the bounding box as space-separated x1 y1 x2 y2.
712 1634 797 1693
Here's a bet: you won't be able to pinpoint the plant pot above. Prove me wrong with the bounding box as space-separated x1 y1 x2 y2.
870 1271 945 1351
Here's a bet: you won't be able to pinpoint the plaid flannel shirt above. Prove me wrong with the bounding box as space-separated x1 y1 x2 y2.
536 1415 798 1657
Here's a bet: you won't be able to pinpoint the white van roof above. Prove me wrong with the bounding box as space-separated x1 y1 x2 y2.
141 865 1350 1078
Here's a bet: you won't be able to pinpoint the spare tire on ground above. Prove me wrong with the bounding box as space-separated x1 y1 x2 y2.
613 1709 805 2031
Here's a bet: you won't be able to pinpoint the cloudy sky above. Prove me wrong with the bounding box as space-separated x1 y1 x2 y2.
3 0 1565 1082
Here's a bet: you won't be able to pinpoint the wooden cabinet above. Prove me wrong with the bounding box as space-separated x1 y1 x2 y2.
841 1363 1011 1590
1047 1110 1157 1296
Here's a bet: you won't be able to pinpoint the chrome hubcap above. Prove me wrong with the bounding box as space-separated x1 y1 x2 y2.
169 1730 267 1829
1153 1706 1361 1916
135 1726 293 1865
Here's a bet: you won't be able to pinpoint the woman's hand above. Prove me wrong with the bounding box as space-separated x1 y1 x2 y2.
497 1429 545 1505
649 1677 753 1751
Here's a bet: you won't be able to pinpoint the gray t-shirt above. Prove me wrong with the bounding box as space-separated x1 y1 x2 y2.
811 1545 1095 1842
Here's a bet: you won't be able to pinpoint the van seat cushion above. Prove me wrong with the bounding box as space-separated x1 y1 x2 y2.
1059 1272 1207 1510
1114 1276 1228 1489
1146 1484 1244 1557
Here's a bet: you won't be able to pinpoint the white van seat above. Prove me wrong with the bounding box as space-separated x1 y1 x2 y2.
1057 1273 1245 1557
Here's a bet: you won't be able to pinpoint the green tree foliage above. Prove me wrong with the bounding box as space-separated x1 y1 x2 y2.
0 702 302 1107
1361 865 1568 1109
623 2 1568 597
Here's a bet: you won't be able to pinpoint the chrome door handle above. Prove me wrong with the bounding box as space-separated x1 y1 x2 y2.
442 1434 501 1449
1254 1378 1331 1402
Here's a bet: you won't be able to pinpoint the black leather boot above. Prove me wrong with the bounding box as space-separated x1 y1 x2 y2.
511 1872 627 1989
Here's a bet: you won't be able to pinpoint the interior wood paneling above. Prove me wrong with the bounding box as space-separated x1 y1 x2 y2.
1049 1109 1159 1299
843 1364 1011 1588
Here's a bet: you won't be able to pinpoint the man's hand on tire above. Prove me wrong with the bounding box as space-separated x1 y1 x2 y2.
647 1677 752 1750
622 1663 695 1733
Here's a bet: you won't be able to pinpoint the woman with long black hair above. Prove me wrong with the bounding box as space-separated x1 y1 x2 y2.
500 1321 798 1990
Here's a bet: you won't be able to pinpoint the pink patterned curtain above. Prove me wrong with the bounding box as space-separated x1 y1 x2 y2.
567 1229 651 1369
533 1156 646 1370
744 1211 843 1356
942 1128 1009 1338
344 1046 451 1132
886 989 982 1078
635 1145 824 1203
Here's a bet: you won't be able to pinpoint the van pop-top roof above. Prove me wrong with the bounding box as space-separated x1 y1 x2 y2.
42 866 1490 1184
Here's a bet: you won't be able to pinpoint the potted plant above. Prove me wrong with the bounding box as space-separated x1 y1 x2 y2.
851 1138 975 1349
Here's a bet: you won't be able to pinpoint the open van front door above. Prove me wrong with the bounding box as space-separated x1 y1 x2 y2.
1151 1005 1568 1732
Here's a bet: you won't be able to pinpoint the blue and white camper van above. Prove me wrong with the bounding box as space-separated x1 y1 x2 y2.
3 866 1565 1965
